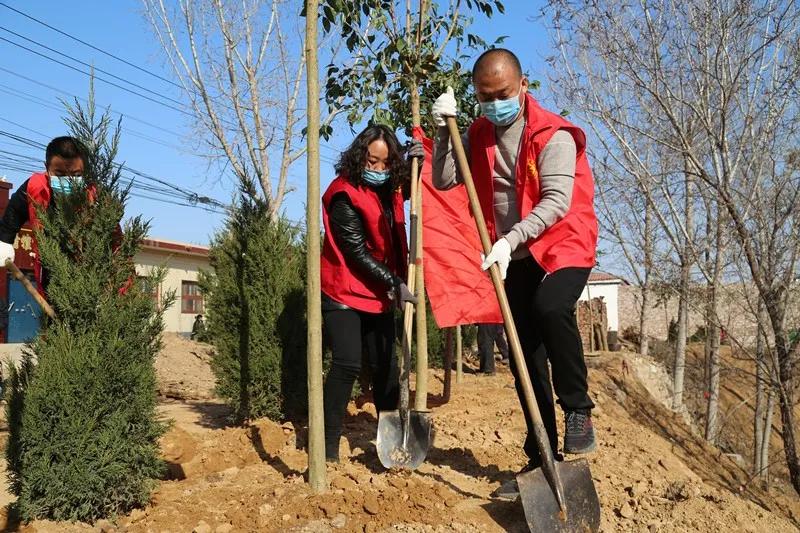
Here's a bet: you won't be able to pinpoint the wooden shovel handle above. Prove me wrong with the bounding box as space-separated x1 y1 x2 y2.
445 117 567 510
5 259 56 319
398 157 420 410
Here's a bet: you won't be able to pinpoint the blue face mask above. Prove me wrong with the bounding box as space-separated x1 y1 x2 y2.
50 175 83 195
362 169 390 187
479 90 523 126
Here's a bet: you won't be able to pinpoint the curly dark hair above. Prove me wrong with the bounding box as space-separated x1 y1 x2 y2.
335 124 409 189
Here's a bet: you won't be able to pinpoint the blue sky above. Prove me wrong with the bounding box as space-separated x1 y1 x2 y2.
0 0 559 247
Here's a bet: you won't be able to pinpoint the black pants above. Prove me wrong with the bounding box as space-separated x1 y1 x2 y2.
478 323 508 373
322 307 398 458
505 256 594 461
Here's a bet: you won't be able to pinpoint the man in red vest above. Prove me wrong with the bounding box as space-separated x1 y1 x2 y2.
431 49 599 499
0 136 88 295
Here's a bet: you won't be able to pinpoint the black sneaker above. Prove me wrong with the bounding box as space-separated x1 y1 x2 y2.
564 410 596 454
491 459 541 501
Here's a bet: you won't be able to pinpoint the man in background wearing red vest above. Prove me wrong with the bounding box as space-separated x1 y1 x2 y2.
431 49 599 500
0 136 87 295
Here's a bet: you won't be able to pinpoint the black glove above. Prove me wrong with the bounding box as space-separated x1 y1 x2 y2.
394 282 418 307
406 139 425 165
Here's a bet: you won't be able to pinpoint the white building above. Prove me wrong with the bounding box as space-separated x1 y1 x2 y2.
135 238 210 335
579 271 626 332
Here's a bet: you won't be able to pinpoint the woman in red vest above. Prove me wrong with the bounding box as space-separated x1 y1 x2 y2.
431 49 599 500
320 124 422 462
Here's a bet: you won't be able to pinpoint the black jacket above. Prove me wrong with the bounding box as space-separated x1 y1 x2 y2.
328 189 404 290
0 179 32 244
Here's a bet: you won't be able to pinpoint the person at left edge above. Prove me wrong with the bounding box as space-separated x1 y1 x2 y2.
0 137 88 296
0 136 125 298
320 124 423 463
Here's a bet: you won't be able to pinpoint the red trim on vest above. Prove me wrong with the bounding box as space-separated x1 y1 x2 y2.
467 94 598 273
320 176 408 313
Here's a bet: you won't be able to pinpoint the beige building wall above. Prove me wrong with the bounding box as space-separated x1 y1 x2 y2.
580 281 621 331
135 249 209 334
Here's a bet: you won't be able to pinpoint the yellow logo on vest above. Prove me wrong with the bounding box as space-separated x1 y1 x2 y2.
527 160 538 181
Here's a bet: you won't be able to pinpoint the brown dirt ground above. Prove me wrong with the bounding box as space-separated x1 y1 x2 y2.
2 343 800 532
155 333 217 401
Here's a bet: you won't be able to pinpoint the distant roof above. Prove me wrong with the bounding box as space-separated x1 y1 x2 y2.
140 238 209 258
588 271 626 284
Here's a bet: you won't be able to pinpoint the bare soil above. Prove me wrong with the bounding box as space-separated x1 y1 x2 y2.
1 340 799 532
155 333 217 401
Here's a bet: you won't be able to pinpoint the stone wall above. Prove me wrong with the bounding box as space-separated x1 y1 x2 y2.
618 282 800 348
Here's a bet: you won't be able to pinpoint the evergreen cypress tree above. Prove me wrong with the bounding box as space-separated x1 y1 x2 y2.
199 177 307 423
5 91 168 522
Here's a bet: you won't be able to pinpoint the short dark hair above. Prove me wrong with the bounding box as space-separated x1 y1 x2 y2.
45 136 86 167
472 48 523 80
335 124 408 188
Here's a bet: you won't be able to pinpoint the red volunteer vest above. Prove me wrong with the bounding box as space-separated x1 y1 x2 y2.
320 176 408 313
24 173 103 296
468 94 598 273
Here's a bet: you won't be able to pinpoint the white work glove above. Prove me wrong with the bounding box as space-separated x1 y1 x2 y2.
432 86 457 127
0 241 14 265
481 238 512 280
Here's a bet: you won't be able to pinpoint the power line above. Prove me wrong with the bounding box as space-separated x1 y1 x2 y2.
0 36 193 117
0 26 186 108
0 67 185 138
0 1 182 90
0 129 229 212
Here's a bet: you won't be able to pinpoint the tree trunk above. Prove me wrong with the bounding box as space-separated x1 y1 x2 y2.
304 0 326 493
672 171 693 411
639 286 650 356
442 329 453 403
640 200 653 357
673 272 690 410
753 300 766 475
704 207 724 443
760 383 775 485
776 340 800 494
456 324 463 384
766 293 800 495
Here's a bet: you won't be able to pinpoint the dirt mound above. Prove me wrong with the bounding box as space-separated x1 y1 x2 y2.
4 351 800 532
155 333 216 400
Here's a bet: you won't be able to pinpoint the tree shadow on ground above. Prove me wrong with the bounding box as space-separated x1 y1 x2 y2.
480 499 529 532
0 503 21 532
248 425 303 478
184 401 236 430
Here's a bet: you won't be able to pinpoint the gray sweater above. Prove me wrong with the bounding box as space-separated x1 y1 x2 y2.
432 111 576 259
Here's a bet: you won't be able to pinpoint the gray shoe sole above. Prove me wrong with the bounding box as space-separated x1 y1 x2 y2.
563 440 597 454
491 479 520 501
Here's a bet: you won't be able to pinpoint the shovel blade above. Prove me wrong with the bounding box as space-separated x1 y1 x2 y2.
517 458 600 533
376 410 433 470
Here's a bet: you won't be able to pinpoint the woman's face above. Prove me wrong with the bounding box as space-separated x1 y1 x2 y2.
365 139 390 172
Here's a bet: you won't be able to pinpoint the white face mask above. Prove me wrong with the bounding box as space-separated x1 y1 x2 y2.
49 175 84 195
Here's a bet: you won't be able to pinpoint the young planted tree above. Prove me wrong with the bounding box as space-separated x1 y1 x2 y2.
6 95 167 522
544 0 800 492
198 178 306 423
320 0 505 409
304 0 326 493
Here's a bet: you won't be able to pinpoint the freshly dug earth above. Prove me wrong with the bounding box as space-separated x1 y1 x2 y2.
155 333 216 401
3 351 800 532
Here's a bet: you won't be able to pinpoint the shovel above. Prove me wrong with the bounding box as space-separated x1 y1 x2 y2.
5 259 56 319
377 155 433 470
445 117 600 532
